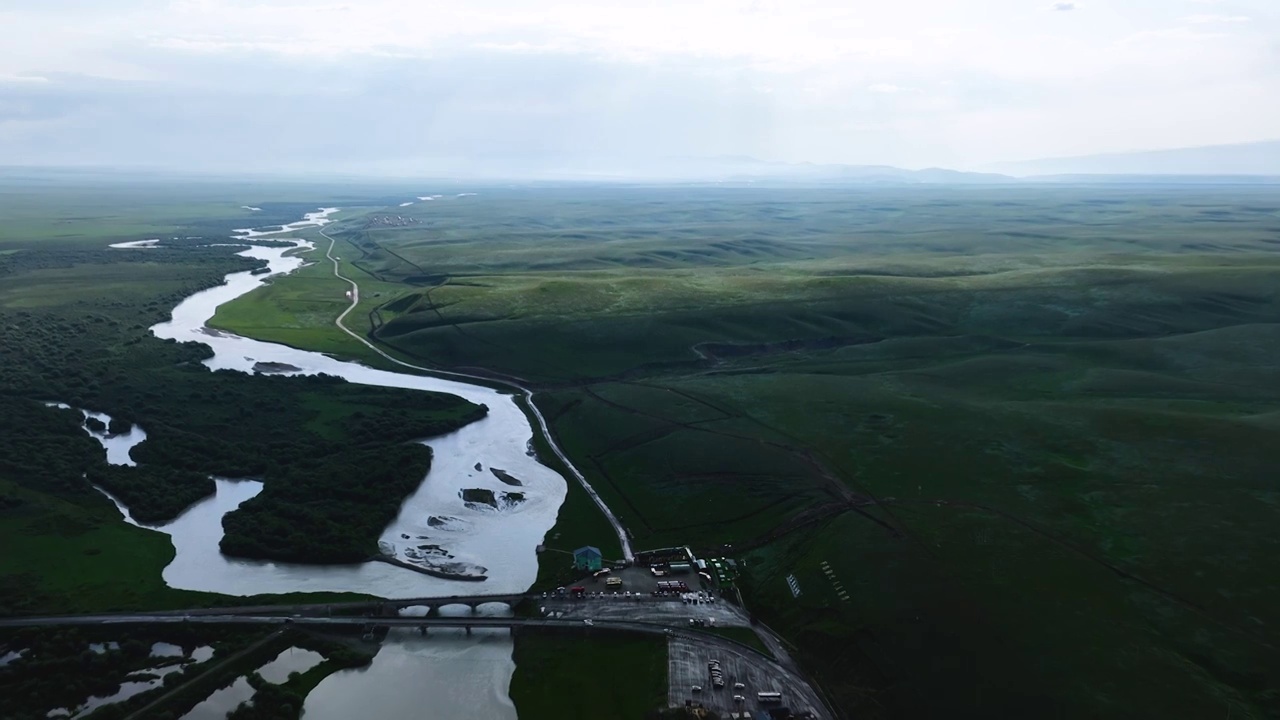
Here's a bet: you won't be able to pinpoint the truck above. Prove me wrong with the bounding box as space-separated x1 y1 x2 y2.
605 576 623 588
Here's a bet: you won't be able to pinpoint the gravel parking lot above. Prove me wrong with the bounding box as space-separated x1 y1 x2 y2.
535 595 749 627
668 636 826 719
566 566 709 595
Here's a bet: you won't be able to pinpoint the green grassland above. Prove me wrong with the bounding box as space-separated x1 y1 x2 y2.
0 476 213 615
0 173 441 247
206 218 413 367
508 631 668 720
33 183 1280 718
231 186 1280 719
0 182 308 247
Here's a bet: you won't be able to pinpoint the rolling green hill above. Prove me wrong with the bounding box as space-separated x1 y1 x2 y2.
213 185 1280 718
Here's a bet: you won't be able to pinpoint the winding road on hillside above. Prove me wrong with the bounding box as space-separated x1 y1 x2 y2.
318 224 634 561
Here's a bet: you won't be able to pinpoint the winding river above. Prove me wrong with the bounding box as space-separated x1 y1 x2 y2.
111 207 563 719
138 208 568 598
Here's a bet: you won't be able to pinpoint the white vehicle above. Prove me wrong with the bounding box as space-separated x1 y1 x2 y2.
691 685 702 692
734 682 745 690
583 619 594 626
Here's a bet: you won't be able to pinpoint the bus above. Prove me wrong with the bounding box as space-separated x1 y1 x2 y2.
757 692 783 704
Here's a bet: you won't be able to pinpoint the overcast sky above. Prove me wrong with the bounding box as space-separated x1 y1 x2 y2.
1 0 1278 175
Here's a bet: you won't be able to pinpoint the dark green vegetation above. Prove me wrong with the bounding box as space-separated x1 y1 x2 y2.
0 624 373 720
702 626 771 658
88 464 217 526
523 395 628 592
288 187 1280 718
154 631 372 720
0 181 486 614
0 624 258 720
508 630 669 720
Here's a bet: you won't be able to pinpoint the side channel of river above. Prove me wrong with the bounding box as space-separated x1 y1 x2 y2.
112 207 555 719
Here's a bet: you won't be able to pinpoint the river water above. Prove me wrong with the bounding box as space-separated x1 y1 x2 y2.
302 629 517 720
108 206 567 719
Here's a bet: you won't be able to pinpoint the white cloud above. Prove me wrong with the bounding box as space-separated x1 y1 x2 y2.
0 74 50 84
1183 14 1251 23
0 0 1276 170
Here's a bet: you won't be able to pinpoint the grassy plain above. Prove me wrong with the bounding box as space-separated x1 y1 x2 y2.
205 216 410 367
508 631 668 719
39 183 1280 718
0 477 215 615
252 186 1280 719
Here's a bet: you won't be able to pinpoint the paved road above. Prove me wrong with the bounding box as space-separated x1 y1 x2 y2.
669 635 828 719
319 223 634 561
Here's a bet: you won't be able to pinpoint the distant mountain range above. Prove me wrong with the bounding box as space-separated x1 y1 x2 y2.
989 140 1280 177
6 139 1279 184
619 156 1014 184
605 144 1280 184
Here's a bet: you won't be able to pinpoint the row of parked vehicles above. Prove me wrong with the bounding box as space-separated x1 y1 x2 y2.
708 659 727 689
546 588 644 599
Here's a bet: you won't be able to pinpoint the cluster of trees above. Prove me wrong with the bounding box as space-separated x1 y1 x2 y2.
0 400 106 499
86 464 215 525
0 244 257 282
222 444 435 562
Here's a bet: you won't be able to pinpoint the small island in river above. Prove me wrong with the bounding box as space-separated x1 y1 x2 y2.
252 361 303 374
489 468 524 486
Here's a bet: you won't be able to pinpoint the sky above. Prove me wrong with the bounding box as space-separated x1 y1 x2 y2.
1 0 1278 175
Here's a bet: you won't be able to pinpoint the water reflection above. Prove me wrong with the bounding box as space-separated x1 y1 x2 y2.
180 677 255 720
256 647 324 684
301 629 516 720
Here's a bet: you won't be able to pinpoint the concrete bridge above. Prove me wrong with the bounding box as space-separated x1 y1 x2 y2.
368 593 527 616
0 612 670 637
0 608 834 719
